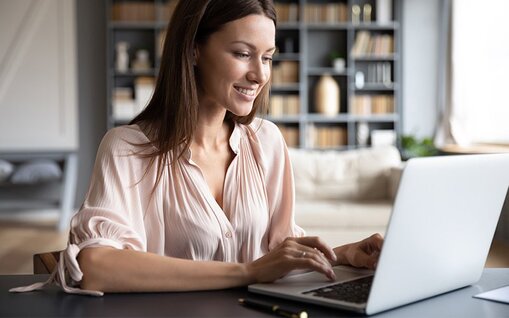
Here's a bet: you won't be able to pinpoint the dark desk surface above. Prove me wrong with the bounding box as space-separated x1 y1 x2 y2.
2 269 509 317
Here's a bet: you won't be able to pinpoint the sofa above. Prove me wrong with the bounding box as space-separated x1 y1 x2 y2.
289 146 403 247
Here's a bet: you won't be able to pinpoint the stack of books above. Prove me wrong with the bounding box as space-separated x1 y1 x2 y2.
277 125 299 148
111 2 155 21
272 61 299 85
269 95 300 117
159 0 178 22
351 32 394 57
274 3 299 23
308 125 347 149
113 77 155 121
351 95 394 115
304 3 348 23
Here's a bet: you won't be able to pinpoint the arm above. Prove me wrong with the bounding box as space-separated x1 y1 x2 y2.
78 247 250 292
79 236 338 293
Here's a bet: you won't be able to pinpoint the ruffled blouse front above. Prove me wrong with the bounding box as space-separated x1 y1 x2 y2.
10 118 304 296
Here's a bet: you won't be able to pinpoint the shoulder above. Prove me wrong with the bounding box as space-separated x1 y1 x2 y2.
247 117 285 147
243 117 287 166
98 125 152 159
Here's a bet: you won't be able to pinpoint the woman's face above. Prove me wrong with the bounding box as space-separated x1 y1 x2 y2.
195 14 275 117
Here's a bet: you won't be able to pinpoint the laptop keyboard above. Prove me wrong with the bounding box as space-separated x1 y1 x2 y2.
302 275 373 304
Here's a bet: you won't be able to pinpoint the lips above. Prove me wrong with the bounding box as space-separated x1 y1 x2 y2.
234 86 256 96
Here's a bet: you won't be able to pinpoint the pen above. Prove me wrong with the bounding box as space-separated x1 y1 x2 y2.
238 298 308 318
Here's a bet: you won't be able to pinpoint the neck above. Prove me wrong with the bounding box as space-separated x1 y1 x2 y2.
192 100 231 151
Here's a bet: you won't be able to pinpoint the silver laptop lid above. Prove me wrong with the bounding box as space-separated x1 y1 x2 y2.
366 154 508 315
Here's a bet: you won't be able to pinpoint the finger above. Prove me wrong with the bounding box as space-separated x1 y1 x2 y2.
292 246 333 271
294 236 337 262
293 256 336 281
291 247 336 280
306 247 335 270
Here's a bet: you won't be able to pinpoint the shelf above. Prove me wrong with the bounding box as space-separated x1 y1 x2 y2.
274 53 301 61
0 200 59 210
306 114 350 123
352 83 398 91
277 23 300 30
353 54 399 61
266 115 300 123
306 23 350 30
110 69 158 77
271 84 300 92
106 0 402 150
109 21 159 29
308 67 350 76
306 114 399 123
353 22 400 30
0 180 61 188
349 114 400 122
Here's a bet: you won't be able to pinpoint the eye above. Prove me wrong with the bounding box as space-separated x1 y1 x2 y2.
234 52 250 59
262 56 273 64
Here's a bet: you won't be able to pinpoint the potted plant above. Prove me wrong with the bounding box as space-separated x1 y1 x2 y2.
401 135 439 160
329 51 346 72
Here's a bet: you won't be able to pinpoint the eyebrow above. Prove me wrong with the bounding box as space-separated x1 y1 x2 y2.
230 41 276 53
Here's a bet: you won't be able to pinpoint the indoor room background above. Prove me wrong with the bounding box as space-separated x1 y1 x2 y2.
0 0 508 274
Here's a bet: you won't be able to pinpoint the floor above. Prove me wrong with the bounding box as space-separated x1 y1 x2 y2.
1 220 509 274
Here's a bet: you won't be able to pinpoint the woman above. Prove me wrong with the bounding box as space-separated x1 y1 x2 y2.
12 0 382 296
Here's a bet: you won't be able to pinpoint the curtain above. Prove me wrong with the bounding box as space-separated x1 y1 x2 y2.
435 0 509 147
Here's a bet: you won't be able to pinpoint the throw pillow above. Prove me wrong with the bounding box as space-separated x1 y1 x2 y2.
10 160 62 184
0 159 14 182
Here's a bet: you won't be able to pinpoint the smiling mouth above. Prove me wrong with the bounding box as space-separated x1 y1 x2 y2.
234 86 256 96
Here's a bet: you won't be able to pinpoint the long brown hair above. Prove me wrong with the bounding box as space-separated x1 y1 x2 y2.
129 0 276 188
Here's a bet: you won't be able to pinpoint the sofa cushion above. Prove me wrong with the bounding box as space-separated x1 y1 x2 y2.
295 199 392 229
289 146 401 201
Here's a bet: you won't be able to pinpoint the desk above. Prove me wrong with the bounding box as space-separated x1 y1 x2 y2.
2 269 509 317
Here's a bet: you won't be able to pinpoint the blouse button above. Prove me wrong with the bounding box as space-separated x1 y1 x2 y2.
225 231 232 238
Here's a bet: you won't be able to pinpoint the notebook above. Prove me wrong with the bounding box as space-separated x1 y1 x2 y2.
249 153 509 315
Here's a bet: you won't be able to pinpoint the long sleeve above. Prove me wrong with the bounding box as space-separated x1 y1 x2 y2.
10 127 151 296
251 120 305 251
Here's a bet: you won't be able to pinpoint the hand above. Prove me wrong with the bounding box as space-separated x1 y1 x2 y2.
246 236 338 284
333 233 383 270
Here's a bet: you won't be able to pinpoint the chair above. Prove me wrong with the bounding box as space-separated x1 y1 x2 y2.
33 251 61 274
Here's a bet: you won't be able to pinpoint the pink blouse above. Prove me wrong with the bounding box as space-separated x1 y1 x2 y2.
10 118 304 296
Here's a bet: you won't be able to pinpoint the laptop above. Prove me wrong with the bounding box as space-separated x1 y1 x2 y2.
249 154 509 315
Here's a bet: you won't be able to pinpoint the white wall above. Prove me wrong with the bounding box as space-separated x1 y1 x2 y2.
402 0 441 139
0 0 78 151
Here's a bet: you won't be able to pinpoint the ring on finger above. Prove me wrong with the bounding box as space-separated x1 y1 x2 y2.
300 251 307 258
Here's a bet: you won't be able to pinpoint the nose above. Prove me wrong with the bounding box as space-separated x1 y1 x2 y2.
247 59 268 84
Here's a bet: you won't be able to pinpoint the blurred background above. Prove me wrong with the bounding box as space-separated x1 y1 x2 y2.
0 0 508 274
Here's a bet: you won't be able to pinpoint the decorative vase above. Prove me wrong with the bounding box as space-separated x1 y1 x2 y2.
315 74 340 116
332 58 346 72
115 42 129 73
357 122 370 146
376 0 392 24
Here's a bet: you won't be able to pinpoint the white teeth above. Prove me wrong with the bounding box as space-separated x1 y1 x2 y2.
235 87 255 96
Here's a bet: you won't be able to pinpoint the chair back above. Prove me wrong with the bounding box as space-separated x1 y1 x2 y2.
33 251 61 274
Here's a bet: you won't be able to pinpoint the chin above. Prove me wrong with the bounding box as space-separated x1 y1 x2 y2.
229 103 254 117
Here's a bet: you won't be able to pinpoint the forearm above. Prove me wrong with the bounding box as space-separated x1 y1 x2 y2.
78 247 253 293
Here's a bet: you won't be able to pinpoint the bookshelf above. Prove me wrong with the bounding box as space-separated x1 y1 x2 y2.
106 0 402 150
